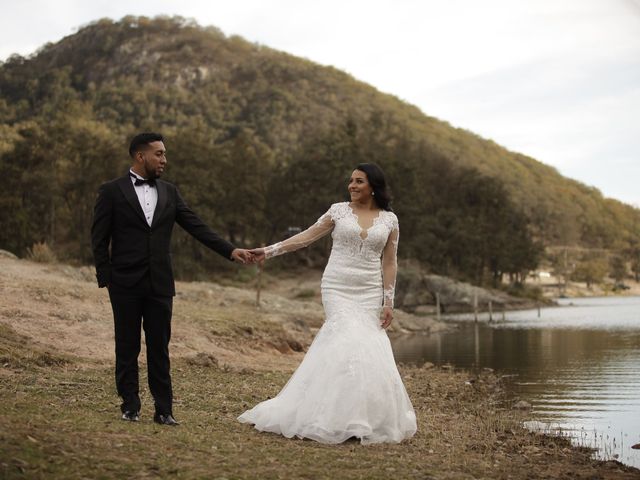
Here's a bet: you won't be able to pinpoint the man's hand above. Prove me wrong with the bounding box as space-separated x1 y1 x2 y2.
249 248 266 264
231 249 255 264
381 306 394 329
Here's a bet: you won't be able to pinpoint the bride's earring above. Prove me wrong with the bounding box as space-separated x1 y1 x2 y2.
371 192 375 196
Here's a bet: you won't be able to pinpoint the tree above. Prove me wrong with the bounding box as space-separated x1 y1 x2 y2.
0 110 124 260
624 241 640 282
550 248 580 295
609 254 627 283
0 124 57 256
266 120 359 265
572 256 608 289
2 15 638 289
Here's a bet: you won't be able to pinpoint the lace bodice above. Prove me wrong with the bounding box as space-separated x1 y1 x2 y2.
264 202 399 308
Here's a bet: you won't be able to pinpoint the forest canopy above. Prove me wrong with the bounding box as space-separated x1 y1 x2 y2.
0 16 637 286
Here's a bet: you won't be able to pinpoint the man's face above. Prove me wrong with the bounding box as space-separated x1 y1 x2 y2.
137 141 167 179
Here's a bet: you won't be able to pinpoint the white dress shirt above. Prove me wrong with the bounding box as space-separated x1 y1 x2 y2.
129 169 158 227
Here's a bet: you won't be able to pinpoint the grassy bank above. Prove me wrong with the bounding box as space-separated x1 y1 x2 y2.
1 257 639 479
3 350 638 479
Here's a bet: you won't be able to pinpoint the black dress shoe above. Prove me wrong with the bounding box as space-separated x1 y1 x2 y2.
154 413 179 426
121 410 140 422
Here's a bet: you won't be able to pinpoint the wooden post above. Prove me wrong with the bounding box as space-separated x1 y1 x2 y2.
474 322 480 366
435 292 441 322
473 291 478 322
537 301 541 318
256 244 265 308
488 301 493 322
563 248 568 296
256 261 263 308
501 308 506 322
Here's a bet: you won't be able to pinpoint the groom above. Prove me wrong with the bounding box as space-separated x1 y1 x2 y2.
91 132 254 426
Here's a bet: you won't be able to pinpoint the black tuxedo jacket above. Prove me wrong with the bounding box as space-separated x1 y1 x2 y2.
91 174 235 296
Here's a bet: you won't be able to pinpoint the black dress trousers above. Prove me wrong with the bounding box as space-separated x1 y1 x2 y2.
108 276 173 415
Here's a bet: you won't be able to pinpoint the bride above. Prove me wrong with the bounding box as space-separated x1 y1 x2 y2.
238 163 417 445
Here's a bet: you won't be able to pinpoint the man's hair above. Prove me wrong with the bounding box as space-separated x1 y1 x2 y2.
129 132 164 158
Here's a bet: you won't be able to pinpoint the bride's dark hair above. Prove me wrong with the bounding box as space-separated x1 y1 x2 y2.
354 163 393 211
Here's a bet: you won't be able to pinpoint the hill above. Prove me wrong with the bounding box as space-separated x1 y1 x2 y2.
0 16 638 285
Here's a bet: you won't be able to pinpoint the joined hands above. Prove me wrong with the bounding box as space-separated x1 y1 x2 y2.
231 248 256 265
248 248 266 263
230 248 266 265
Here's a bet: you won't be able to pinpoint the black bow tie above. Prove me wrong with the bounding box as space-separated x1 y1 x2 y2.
130 173 156 187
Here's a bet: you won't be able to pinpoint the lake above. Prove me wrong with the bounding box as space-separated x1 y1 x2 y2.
391 296 640 468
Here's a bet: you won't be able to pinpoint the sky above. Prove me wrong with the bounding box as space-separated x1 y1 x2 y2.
1 0 639 207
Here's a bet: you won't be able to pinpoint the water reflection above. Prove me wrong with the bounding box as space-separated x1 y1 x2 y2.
391 296 640 468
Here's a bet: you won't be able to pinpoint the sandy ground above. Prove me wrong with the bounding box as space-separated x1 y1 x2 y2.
0 256 309 371
0 256 441 371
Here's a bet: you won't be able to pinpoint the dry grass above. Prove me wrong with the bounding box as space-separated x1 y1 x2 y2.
26 242 57 263
2 351 638 480
1 256 639 479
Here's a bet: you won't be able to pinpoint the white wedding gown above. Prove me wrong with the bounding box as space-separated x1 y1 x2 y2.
238 202 417 444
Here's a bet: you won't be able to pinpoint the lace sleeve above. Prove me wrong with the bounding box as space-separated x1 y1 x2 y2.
381 220 399 309
264 208 335 259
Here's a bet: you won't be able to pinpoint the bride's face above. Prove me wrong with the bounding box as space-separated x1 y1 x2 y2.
348 170 373 203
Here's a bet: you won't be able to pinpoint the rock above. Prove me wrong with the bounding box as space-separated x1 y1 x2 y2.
286 338 304 352
0 249 18 259
186 352 219 367
237 325 253 336
513 400 532 410
392 309 441 332
395 265 436 311
421 361 435 370
632 443 640 450
395 262 537 313
414 305 437 315
269 339 293 354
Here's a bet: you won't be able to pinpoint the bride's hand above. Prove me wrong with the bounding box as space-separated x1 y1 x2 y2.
249 248 266 263
381 306 393 329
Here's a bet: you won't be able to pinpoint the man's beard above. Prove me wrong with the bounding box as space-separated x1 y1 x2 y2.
144 160 160 179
